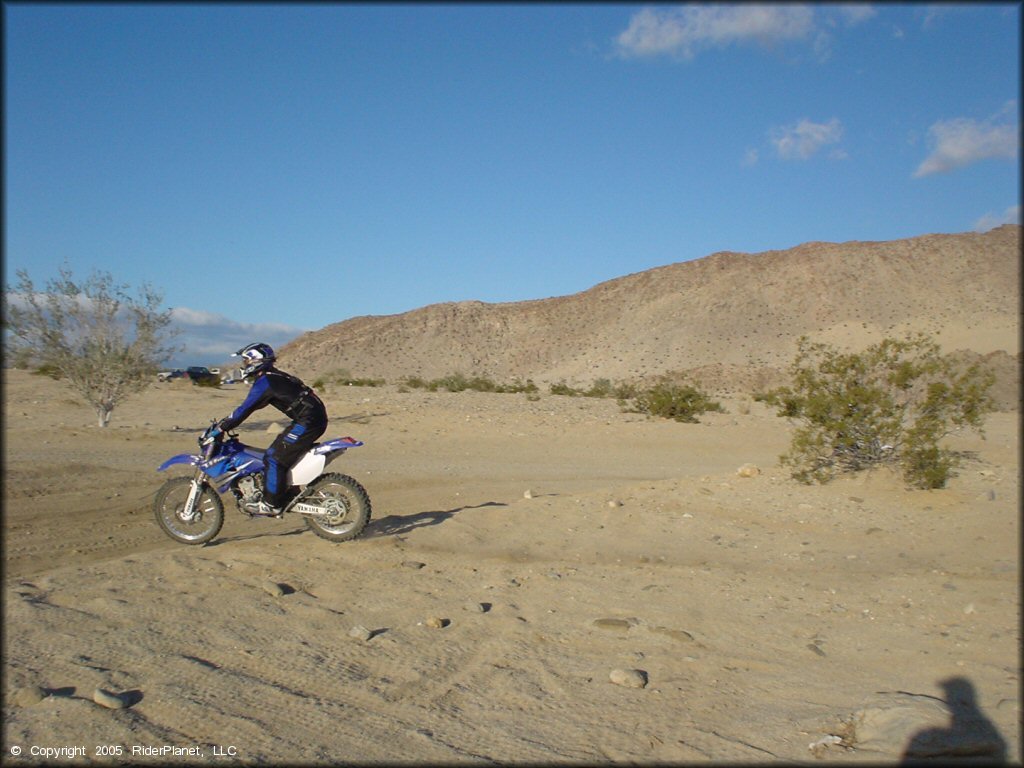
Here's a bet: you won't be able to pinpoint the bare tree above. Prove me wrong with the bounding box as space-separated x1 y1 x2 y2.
4 264 180 427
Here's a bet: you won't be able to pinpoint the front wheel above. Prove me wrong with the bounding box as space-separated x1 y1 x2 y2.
299 473 371 542
153 476 224 545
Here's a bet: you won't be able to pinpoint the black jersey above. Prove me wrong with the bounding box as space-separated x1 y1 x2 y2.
219 367 326 432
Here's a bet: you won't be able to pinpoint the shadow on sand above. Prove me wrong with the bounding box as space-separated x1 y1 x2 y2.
364 502 508 539
205 526 307 547
900 677 1008 765
201 501 508 546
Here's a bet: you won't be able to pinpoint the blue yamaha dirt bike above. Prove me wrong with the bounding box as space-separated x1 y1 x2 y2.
154 422 371 545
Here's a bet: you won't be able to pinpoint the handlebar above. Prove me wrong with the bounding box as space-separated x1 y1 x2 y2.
198 420 238 460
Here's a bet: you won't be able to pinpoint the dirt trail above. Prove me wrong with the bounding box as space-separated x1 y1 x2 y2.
3 372 1019 763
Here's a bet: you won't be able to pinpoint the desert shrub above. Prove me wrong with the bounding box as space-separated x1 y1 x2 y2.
401 372 538 394
31 363 65 380
612 381 640 400
193 376 221 388
549 381 582 397
465 375 499 392
322 367 352 384
584 378 615 398
581 377 637 399
430 372 487 392
551 378 641 400
313 368 385 389
433 372 469 392
5 264 178 427
775 334 995 489
631 377 723 423
401 376 429 390
754 386 803 417
505 378 539 394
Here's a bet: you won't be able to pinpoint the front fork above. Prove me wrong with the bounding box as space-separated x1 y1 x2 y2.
180 470 205 523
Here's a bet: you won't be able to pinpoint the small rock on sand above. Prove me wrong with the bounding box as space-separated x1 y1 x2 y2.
93 688 129 709
609 669 648 689
348 625 373 641
593 618 634 632
263 581 286 597
13 686 47 707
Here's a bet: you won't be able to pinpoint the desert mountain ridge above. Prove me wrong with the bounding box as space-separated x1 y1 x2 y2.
280 225 1020 396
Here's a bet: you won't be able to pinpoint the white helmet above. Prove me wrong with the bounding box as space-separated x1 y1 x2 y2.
234 342 275 378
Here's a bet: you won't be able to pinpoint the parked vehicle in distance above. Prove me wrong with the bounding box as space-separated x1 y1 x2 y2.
159 366 234 384
186 366 220 385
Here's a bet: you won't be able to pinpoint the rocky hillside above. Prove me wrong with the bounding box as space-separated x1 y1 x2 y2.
280 225 1020 398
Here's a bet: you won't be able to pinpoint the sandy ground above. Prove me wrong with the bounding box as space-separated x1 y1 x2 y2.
3 371 1019 764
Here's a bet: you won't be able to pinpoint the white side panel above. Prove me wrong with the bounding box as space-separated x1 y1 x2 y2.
288 452 326 486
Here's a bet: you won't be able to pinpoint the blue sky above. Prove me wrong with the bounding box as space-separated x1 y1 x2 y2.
4 3 1020 366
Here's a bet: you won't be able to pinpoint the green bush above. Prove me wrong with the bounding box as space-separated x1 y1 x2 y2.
631 377 723 423
401 372 538 395
774 334 995 489
549 380 582 397
31 363 64 380
401 376 429 390
584 378 614 398
505 378 540 394
580 378 639 399
401 373 625 399
432 372 467 392
753 387 802 417
612 381 640 401
313 368 385 389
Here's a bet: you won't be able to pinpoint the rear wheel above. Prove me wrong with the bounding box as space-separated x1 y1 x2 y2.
300 473 371 542
153 476 224 545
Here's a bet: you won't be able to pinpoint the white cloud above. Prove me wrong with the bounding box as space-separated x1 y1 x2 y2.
921 5 953 29
614 4 879 61
615 5 816 60
770 118 844 160
834 5 877 26
741 147 760 167
914 104 1020 177
3 293 307 368
168 306 307 366
973 205 1021 232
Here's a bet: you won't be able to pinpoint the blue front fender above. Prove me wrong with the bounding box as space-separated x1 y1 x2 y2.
158 453 201 472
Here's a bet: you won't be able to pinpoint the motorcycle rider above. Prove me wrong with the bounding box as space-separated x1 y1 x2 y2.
213 342 327 517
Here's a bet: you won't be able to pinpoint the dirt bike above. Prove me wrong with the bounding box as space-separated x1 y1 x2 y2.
154 422 371 545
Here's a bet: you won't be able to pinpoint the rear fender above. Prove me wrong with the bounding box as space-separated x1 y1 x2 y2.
313 437 363 455
158 453 201 472
290 437 363 486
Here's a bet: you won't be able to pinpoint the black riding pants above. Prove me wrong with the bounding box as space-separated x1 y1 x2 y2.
264 419 327 506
